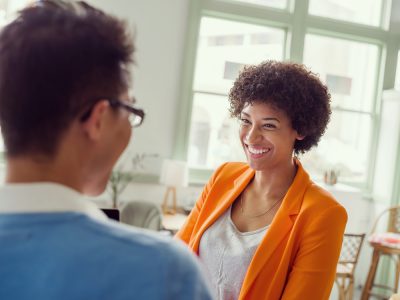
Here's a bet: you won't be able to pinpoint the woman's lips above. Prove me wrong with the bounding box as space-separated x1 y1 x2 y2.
246 145 271 158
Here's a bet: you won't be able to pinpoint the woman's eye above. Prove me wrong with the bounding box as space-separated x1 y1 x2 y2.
263 123 276 129
240 118 250 125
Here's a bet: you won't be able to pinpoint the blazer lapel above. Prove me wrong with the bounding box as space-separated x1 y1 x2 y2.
191 167 255 252
239 161 311 299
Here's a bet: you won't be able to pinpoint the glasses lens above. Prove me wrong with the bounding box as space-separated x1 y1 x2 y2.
129 114 142 127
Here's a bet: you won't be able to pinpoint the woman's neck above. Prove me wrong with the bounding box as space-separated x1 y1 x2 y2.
251 158 297 199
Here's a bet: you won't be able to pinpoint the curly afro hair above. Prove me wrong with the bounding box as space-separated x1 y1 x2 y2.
229 60 331 155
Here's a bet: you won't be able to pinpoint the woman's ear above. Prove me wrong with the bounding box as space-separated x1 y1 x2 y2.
296 132 305 141
81 100 110 141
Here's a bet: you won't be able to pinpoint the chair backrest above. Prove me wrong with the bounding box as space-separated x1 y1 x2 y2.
120 201 162 231
339 233 365 265
388 206 400 233
370 205 400 235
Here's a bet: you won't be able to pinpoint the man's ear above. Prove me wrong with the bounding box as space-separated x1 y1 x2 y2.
81 100 110 141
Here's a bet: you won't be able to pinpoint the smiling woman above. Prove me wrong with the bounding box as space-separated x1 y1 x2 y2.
238 103 304 172
176 60 347 300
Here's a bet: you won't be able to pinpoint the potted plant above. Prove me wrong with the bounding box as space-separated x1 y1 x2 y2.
108 153 157 208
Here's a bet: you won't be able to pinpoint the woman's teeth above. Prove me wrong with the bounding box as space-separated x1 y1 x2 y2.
248 146 270 155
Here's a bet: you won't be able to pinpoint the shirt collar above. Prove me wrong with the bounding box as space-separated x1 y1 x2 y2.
0 182 108 221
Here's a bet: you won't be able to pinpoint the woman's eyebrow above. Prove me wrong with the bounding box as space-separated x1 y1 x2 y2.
263 117 280 122
241 112 280 122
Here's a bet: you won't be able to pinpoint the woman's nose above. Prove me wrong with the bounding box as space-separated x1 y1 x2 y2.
244 125 262 143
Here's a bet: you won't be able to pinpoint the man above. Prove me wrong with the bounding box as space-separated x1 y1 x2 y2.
0 1 213 299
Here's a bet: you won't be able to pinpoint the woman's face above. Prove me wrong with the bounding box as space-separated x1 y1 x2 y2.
239 101 303 171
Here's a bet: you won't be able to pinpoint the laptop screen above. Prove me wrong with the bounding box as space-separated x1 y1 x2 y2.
100 209 120 221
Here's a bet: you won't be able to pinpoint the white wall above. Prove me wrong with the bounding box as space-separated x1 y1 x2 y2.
85 0 196 207
88 0 190 173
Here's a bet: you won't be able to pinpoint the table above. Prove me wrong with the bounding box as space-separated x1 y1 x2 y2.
162 213 187 234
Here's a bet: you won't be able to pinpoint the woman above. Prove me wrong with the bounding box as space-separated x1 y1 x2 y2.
176 61 347 300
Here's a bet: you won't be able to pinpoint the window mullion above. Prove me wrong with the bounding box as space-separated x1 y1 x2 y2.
287 0 309 62
173 0 202 161
193 90 227 97
202 0 291 26
380 0 392 30
331 107 374 116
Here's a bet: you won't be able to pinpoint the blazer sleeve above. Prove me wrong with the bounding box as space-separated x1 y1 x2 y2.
175 163 228 245
281 204 347 300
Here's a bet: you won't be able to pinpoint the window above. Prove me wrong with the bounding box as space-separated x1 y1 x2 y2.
302 34 380 184
192 17 285 95
176 0 397 189
188 17 285 169
188 93 245 169
229 0 287 10
0 0 31 25
308 0 385 27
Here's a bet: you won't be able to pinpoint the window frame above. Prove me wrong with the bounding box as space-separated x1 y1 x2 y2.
175 0 398 193
302 30 385 189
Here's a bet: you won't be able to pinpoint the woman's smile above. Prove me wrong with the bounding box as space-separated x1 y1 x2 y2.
245 144 272 159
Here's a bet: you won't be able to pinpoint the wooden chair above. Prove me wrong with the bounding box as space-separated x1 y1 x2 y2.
361 205 400 300
335 233 365 300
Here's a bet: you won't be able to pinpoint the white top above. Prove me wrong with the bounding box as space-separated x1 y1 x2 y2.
0 182 107 221
199 206 269 300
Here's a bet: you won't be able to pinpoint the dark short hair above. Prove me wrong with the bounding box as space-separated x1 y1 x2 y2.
229 60 331 155
0 0 134 157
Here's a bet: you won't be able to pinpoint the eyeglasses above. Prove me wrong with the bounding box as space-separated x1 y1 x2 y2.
108 98 145 128
80 98 145 128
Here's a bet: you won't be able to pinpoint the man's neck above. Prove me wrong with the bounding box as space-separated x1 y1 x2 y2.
6 156 83 193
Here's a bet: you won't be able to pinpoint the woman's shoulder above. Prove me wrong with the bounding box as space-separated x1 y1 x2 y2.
302 182 347 216
299 183 348 234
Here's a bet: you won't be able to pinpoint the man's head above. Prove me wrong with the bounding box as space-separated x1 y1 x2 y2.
0 0 134 156
0 0 137 194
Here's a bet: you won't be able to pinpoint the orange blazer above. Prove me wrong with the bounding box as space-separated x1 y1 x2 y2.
176 161 347 300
